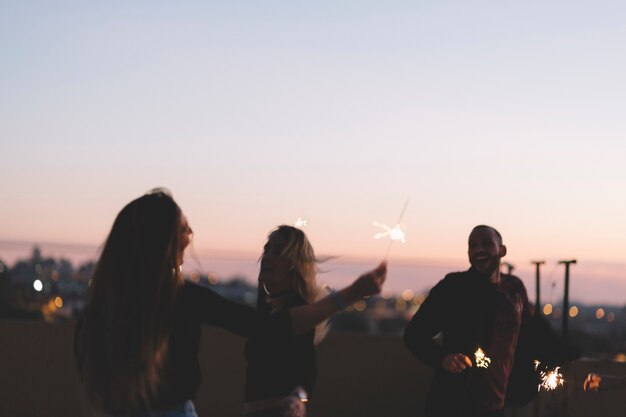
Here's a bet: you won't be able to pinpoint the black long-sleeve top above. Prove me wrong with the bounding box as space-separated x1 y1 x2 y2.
75 281 292 414
403 268 530 415
244 293 316 402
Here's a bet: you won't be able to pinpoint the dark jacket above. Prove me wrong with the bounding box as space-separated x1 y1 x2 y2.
404 268 530 416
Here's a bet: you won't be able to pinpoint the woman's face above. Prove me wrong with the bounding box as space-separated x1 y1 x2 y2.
178 214 193 266
258 235 292 294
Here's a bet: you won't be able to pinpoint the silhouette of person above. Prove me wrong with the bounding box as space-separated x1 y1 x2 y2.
404 225 531 417
244 225 386 417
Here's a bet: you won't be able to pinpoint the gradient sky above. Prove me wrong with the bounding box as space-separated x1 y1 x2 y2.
1 2 625 302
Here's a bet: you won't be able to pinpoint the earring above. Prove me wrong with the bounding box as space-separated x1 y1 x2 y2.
262 282 270 295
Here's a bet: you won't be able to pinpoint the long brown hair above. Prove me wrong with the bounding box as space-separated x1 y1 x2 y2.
78 190 184 413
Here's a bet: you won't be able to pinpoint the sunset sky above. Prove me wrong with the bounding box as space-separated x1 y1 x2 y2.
1 2 625 303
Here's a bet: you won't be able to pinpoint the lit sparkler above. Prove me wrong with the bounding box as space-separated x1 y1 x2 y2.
372 222 406 242
294 218 308 227
534 360 564 391
474 347 491 369
373 198 410 259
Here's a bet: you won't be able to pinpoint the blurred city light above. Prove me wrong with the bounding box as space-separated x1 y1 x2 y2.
543 303 553 316
33 280 43 292
353 300 367 312
395 299 406 311
189 271 200 282
401 289 414 301
208 272 219 285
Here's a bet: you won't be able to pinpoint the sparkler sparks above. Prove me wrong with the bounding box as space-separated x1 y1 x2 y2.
294 218 308 227
534 360 564 391
474 348 491 369
373 198 410 259
372 222 406 242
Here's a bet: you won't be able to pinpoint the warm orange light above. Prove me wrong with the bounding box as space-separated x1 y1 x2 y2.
381 290 393 300
54 296 63 308
208 272 219 285
596 308 605 319
543 304 553 316
401 289 414 301
474 347 491 369
568 306 578 318
353 300 367 312
189 271 200 282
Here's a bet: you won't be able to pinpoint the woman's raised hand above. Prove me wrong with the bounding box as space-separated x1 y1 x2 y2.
349 261 387 298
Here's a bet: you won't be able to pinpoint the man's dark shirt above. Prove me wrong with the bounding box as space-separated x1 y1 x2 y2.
404 268 530 416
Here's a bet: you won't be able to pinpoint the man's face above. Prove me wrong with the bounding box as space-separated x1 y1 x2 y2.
468 228 505 277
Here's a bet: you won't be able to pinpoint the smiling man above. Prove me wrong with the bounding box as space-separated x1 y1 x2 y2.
403 225 531 417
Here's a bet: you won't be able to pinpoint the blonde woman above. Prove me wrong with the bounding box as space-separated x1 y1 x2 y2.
75 191 386 417
244 225 379 417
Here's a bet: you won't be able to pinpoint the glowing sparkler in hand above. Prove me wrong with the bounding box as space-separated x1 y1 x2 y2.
373 198 410 259
474 347 491 369
534 360 565 391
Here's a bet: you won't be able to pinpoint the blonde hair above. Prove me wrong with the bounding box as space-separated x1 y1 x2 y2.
263 225 329 343
77 190 184 414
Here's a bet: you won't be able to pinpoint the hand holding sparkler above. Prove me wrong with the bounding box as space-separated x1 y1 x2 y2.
443 353 473 374
347 261 387 300
289 262 386 335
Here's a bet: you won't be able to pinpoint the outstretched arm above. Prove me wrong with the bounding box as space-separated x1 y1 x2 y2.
289 261 387 334
191 262 386 337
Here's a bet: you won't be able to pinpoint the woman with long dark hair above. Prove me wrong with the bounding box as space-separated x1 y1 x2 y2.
75 190 386 417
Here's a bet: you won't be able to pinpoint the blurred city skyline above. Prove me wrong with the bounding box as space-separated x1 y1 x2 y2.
2 239 625 306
